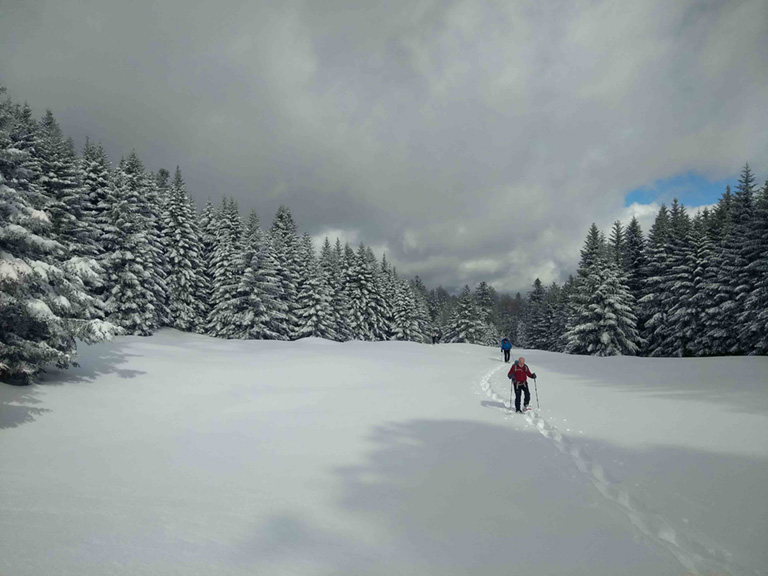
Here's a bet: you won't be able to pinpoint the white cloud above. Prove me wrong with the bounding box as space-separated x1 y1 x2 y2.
2 0 765 294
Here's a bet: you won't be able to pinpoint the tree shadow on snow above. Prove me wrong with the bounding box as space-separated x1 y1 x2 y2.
1 339 145 430
233 420 768 575
0 384 52 429
40 339 146 385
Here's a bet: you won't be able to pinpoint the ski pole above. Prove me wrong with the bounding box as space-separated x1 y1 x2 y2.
510 382 514 412
533 377 539 409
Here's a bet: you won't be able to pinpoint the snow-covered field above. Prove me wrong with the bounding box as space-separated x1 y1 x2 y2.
1 330 767 576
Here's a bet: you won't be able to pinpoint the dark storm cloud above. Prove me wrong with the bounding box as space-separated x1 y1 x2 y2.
2 0 766 293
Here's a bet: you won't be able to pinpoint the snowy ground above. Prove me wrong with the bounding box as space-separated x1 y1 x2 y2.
1 330 767 576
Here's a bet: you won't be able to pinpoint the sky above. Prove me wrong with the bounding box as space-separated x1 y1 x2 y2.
1 0 767 294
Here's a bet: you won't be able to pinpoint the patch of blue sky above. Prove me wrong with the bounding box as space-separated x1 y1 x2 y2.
625 172 735 208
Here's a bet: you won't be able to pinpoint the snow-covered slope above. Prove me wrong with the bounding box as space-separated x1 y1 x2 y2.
1 330 766 576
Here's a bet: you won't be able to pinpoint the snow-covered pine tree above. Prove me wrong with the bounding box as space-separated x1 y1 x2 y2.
1 93 120 382
565 224 641 356
742 180 768 354
390 271 420 341
240 215 288 340
657 200 697 356
100 160 159 335
206 197 245 338
342 244 388 340
608 220 625 270
699 188 735 355
341 243 367 340
316 238 343 340
622 216 647 304
428 286 452 331
500 291 525 346
269 206 302 339
474 281 495 324
550 277 574 352
224 210 275 340
31 114 109 312
445 285 486 344
34 111 91 255
409 276 432 342
378 254 397 339
708 177 755 355
639 206 671 355
689 210 718 356
198 199 219 309
363 246 391 340
540 282 564 351
474 281 499 345
162 167 208 332
7 103 45 210
79 140 112 257
526 278 549 350
136 158 171 327
730 164 761 353
294 233 337 339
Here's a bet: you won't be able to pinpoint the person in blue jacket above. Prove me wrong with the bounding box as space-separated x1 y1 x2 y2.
500 337 512 362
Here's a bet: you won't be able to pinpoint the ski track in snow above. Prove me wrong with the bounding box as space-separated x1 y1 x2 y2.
477 363 761 576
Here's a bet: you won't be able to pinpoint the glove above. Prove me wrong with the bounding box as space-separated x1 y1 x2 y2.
531 373 537 379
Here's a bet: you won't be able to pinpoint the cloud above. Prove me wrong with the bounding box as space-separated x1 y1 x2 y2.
1 0 766 294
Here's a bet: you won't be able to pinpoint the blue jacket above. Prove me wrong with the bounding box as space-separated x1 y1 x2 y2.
500 339 512 351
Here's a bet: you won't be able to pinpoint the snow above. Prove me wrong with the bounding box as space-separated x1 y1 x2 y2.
1 330 766 576
0 250 33 281
25 298 55 320
28 208 50 222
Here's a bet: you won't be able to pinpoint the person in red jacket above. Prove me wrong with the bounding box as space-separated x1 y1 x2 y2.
507 356 537 413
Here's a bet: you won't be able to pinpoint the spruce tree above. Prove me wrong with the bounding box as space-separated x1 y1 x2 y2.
566 225 641 356
526 278 549 350
550 278 574 352
622 216 647 303
341 243 366 339
35 111 90 255
409 276 432 342
743 181 768 353
1 94 119 382
391 272 421 341
319 238 350 341
639 205 671 354
295 234 337 339
709 182 751 354
270 206 302 338
731 163 760 352
608 220 625 269
163 167 207 332
198 199 219 309
101 161 159 335
79 140 112 257
690 211 719 355
445 285 486 344
207 198 245 338
658 200 697 356
244 222 288 340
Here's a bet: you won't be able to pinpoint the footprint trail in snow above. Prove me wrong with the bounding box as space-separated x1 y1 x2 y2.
478 362 759 576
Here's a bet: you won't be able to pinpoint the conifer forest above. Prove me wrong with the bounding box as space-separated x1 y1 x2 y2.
1 88 766 383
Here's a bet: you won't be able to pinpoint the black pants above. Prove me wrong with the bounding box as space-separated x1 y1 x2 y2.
514 383 530 412
503 349 511 362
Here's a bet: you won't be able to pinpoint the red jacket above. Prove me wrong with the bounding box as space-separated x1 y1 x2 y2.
508 362 533 384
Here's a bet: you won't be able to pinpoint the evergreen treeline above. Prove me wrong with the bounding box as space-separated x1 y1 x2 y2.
508 165 768 357
3 92 482 383
3 86 764 384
